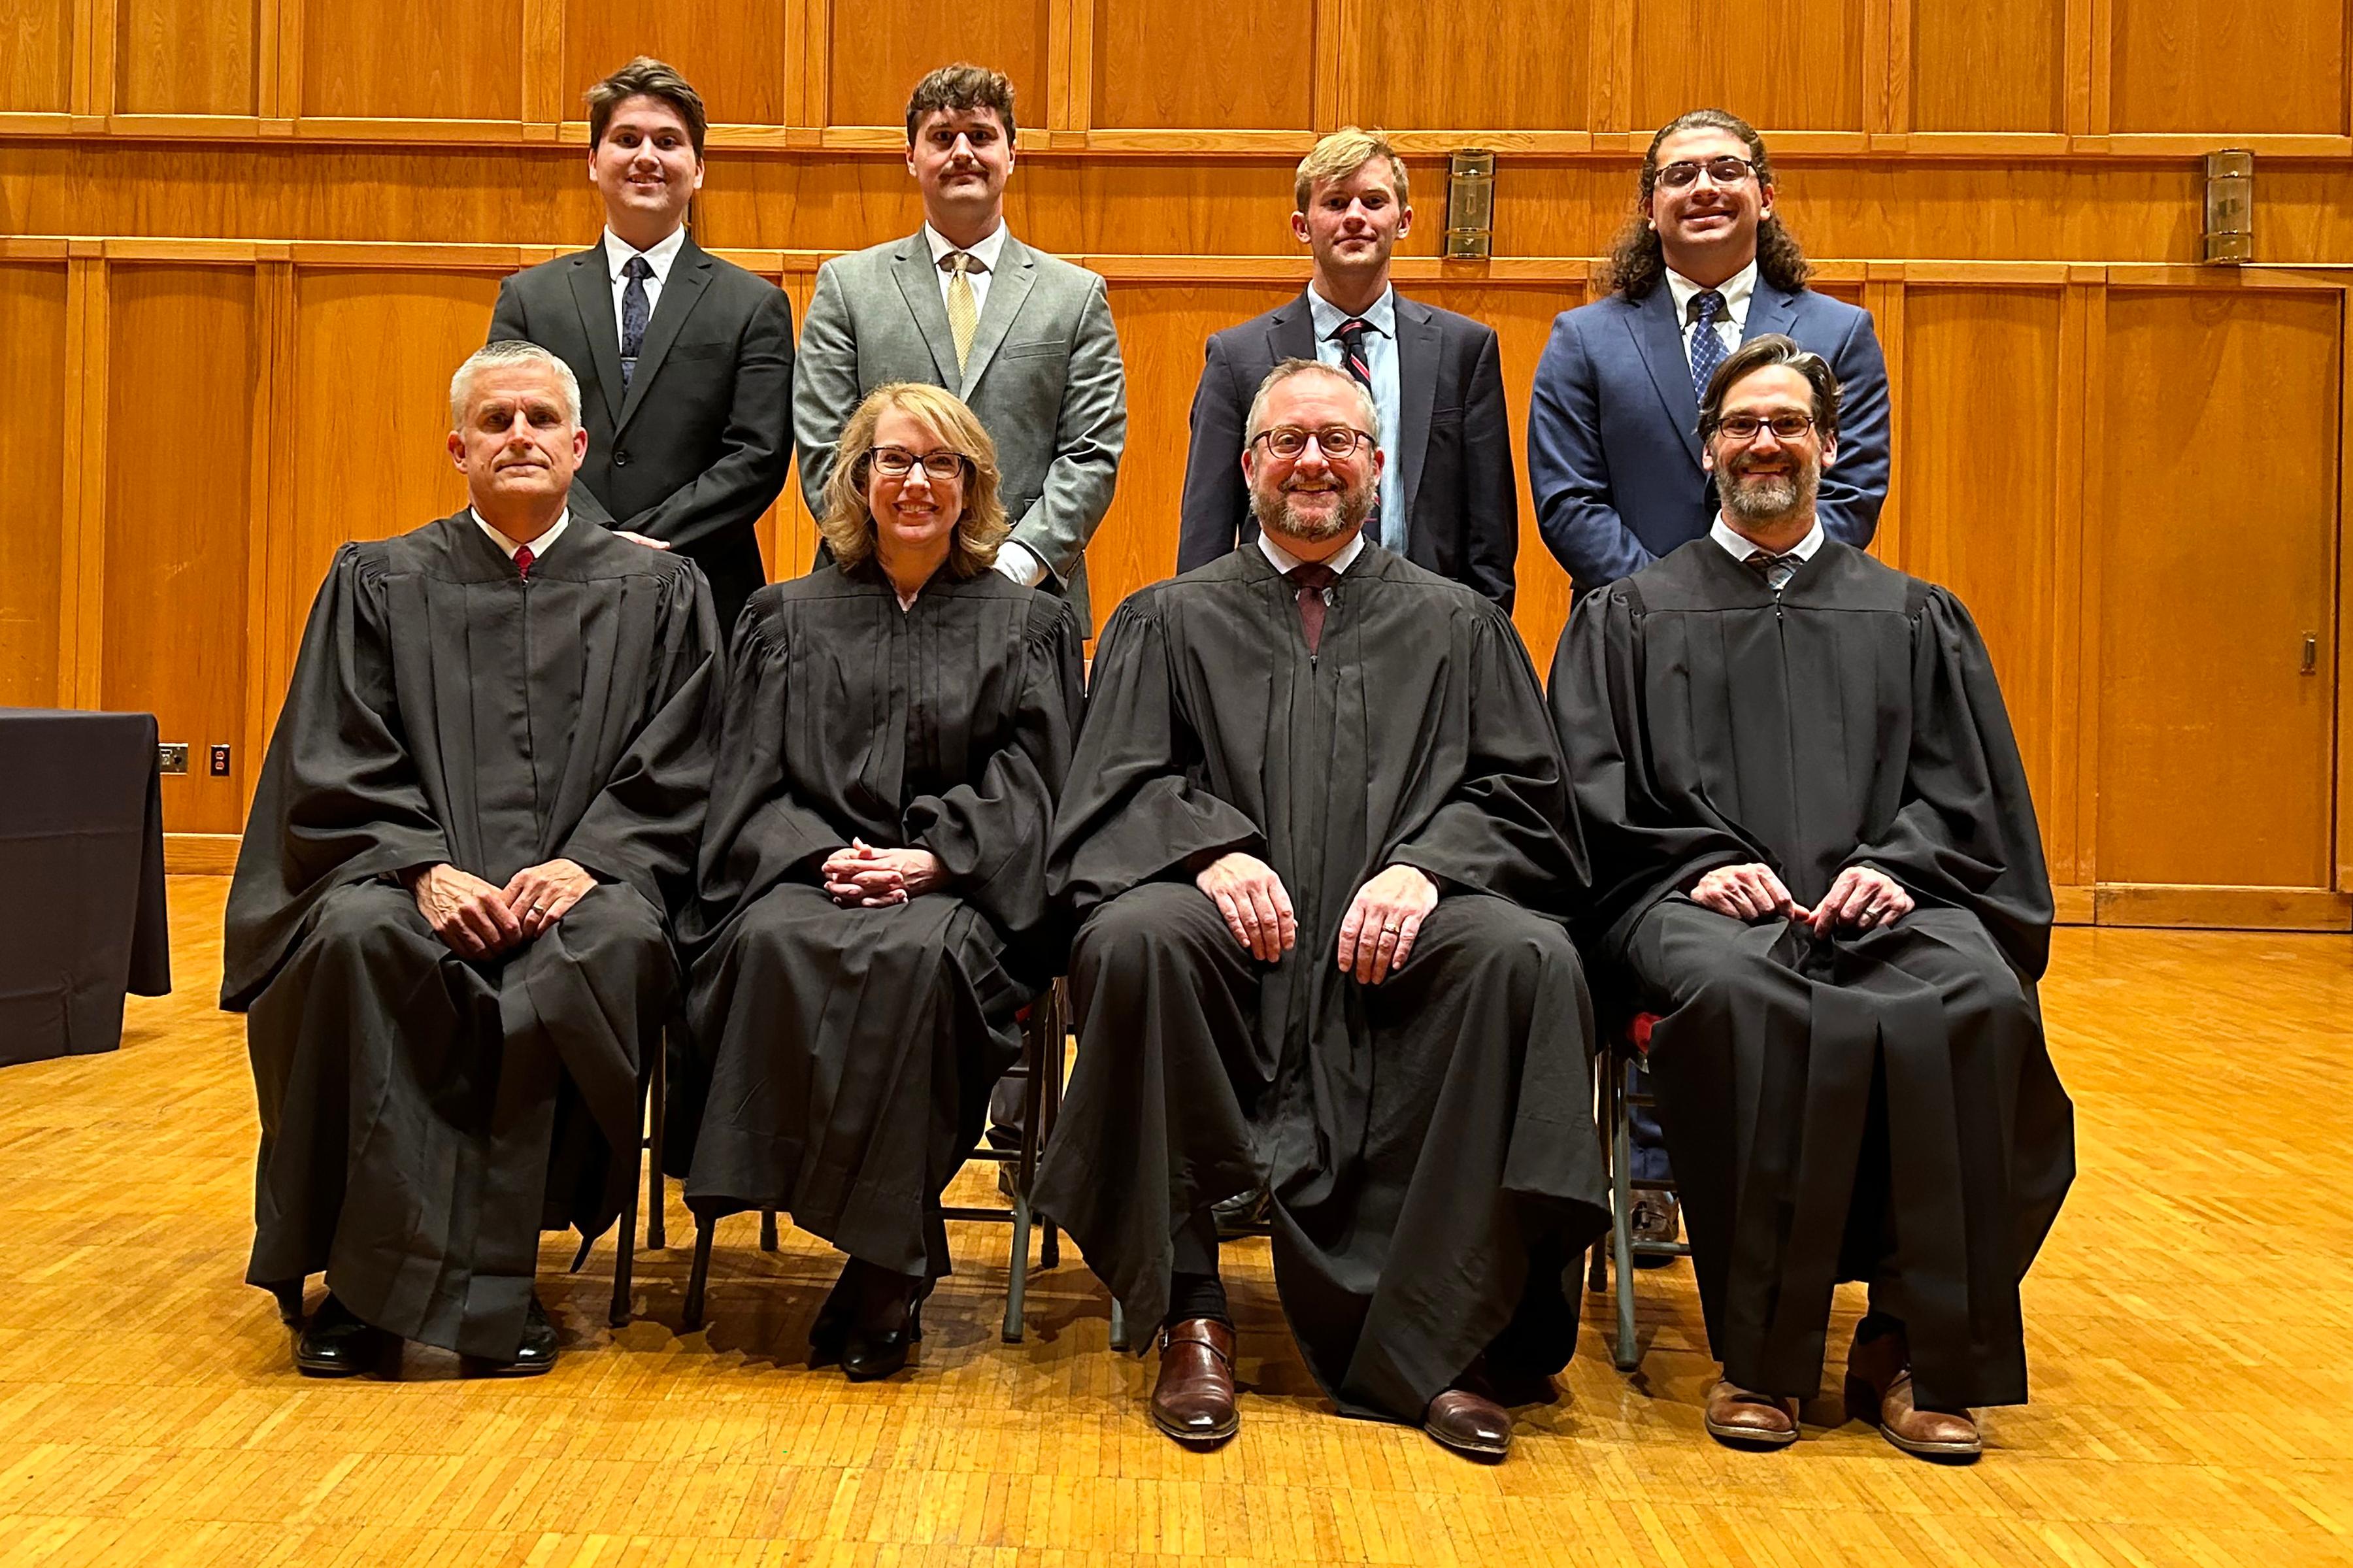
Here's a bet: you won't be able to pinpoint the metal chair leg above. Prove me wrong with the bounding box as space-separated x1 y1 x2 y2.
1109 1298 1127 1352
610 1184 637 1329
684 1218 714 1330
1610 1054 1639 1371
645 1031 667 1252
1002 1192 1032 1344
1039 983 1063 1269
759 1210 779 1252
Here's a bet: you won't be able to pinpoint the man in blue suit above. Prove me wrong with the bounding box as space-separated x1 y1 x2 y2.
1527 109 1889 589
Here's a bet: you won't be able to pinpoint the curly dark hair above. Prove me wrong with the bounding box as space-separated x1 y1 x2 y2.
1603 108 1810 301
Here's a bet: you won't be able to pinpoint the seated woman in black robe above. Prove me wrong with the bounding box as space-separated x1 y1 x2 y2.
671 381 1085 1378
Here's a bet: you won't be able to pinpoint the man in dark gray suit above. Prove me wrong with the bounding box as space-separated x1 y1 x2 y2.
1527 108 1890 590
793 63 1126 629
1175 128 1518 610
489 58 795 638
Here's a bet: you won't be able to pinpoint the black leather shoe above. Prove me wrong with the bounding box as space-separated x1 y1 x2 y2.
809 1262 860 1365
295 1293 393 1377
469 1294 560 1377
842 1279 924 1382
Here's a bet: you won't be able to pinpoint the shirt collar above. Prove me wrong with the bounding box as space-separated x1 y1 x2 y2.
924 220 1010 275
1307 280 1397 339
1666 258 1759 327
473 507 571 561
1256 528 1367 578
1709 511 1824 563
604 224 688 284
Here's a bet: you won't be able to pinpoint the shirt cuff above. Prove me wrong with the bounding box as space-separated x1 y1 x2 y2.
993 540 1049 588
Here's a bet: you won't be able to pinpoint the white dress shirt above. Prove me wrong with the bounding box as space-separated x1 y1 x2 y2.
1305 282 1406 554
922 220 1009 320
1256 528 1367 582
603 224 689 355
1709 510 1823 590
1667 258 1758 376
473 508 571 562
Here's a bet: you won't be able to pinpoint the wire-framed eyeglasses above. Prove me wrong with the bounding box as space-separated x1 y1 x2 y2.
869 446 972 481
1250 425 1376 459
1656 156 1758 190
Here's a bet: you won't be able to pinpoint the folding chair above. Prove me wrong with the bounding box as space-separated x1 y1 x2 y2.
1586 1010 1692 1370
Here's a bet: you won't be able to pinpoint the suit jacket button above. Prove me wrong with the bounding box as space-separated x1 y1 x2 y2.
614 448 631 466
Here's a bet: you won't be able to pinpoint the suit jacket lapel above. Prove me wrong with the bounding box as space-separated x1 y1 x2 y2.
1393 294 1438 527
1269 292 1318 363
958 233 1038 395
615 233 712 435
1629 285 1705 469
566 246 626 428
890 233 960 386
1743 276 1800 342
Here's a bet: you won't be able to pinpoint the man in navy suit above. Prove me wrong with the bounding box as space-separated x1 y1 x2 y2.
1176 127 1518 610
1527 108 1888 589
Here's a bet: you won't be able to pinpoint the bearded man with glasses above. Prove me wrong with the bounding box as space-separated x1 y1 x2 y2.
1035 359 1609 1461
1526 108 1890 591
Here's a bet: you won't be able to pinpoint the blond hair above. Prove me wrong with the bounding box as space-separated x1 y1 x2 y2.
819 383 1010 576
1293 126 1409 214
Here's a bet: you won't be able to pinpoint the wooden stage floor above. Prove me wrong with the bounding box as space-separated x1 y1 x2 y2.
3 878 2349 1567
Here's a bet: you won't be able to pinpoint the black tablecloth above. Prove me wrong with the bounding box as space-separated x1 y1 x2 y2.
0 708 171 1066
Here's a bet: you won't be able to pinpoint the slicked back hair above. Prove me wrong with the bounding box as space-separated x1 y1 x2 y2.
1697 333 1841 447
905 63 1017 144
1603 107 1810 301
450 340 582 429
586 57 708 157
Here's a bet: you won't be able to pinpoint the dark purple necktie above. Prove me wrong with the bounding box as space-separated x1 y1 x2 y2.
1289 562 1336 654
620 255 652 388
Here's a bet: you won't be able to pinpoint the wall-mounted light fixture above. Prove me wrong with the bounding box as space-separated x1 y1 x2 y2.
2203 150 2253 265
1445 150 1495 259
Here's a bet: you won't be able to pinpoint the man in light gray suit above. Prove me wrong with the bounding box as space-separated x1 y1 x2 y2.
793 63 1126 629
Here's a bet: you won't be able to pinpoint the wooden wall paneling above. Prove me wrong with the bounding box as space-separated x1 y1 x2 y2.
1348 0 1592 134
101 264 254 834
1865 0 1909 138
2342 289 2353 893
115 0 254 116
1585 0 1634 139
827 0 1052 129
5 0 75 113
1088 0 1318 132
58 254 107 709
2049 275 2094 887
282 267 501 680
561 0 796 129
245 258 293 817
1897 286 2067 841
297 0 523 123
1909 0 2065 134
2065 0 2106 138
521 0 562 129
0 264 70 707
1628 0 1868 134
72 0 118 123
2109 0 2346 135
2095 286 2341 893
1861 275 1904 563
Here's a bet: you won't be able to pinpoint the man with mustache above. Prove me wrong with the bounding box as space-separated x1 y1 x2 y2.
1549 335 2073 1459
224 342 720 1379
1036 359 1608 1460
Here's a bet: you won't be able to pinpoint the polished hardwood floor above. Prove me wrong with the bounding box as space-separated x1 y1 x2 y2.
2 877 2349 1566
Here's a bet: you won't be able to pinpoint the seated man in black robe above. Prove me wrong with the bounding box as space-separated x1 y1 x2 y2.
1550 333 2075 1459
672 382 1084 1380
223 341 719 1377
1035 359 1609 1460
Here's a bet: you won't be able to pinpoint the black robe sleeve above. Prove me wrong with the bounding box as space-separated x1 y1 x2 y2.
557 562 723 921
1548 586 1760 953
1045 595 1267 918
1850 587 2052 979
1386 603 1588 912
905 596 1086 935
221 546 450 1011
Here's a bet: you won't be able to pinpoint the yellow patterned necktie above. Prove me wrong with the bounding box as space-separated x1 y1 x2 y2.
943 251 982 371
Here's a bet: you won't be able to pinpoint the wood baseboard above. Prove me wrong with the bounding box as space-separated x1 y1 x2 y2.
2091 884 2352 931
163 833 241 875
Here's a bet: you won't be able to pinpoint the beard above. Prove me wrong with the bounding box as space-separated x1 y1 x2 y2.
1248 467 1377 543
1714 452 1819 525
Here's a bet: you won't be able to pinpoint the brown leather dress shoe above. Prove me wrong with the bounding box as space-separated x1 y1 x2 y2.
1703 1380 1799 1447
1424 1386 1514 1459
1844 1329 1983 1460
1152 1319 1239 1444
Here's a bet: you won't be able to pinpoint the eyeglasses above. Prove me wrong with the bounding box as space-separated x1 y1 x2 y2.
1713 412 1816 441
869 446 971 481
1656 156 1758 190
1250 425 1375 459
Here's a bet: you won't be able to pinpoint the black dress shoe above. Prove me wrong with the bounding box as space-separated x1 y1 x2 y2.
841 1271 926 1382
469 1294 560 1377
294 1293 393 1378
809 1261 861 1365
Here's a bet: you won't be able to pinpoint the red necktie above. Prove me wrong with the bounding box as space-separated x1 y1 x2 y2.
513 544 535 580
1288 562 1335 654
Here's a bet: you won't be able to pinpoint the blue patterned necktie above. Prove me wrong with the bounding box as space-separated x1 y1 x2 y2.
620 255 653 388
1688 288 1727 403
1744 548 1800 593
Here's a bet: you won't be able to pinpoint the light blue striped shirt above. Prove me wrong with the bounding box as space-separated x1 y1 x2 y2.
1307 282 1406 553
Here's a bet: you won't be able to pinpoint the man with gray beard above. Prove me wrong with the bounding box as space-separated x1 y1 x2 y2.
1549 335 2073 1460
1035 359 1608 1460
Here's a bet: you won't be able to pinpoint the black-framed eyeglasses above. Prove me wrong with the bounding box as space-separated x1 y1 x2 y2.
869 446 971 481
1250 425 1376 459
1656 156 1757 190
1714 412 1816 441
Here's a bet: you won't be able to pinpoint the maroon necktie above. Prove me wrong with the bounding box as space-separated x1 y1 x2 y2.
1288 562 1336 654
513 544 535 580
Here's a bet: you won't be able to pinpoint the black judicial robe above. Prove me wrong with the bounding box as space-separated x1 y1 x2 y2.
222 513 718 1359
671 565 1084 1279
1550 537 2074 1408
1034 544 1610 1422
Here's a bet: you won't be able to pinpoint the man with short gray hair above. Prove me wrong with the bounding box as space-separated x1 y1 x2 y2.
224 342 720 1380
1037 358 1607 1460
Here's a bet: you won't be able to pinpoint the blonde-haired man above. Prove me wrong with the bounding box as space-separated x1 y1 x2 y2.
1176 127 1518 609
